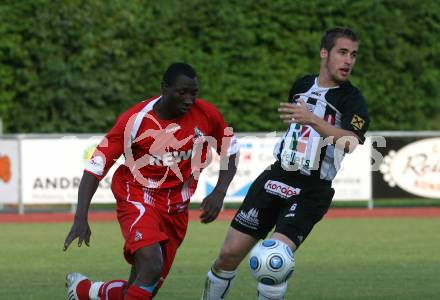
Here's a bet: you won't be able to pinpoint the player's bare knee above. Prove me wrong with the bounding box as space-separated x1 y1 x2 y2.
271 232 297 251
136 261 162 286
216 247 242 270
134 245 164 284
143 259 163 276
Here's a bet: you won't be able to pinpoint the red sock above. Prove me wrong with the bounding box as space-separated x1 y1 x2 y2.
76 279 92 300
99 280 128 300
124 285 153 300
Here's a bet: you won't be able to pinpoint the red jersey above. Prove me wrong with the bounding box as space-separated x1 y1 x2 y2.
85 96 238 212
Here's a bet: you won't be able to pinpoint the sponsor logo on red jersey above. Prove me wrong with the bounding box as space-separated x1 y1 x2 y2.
148 149 193 166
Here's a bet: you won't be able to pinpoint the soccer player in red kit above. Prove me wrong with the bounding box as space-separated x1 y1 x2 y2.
63 63 239 300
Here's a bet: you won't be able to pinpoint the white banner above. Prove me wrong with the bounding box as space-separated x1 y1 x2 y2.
379 137 440 199
192 135 371 202
332 138 372 200
21 137 118 204
193 135 279 202
19 135 371 204
0 139 19 204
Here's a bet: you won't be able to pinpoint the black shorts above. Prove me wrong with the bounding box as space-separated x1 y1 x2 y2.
231 162 335 248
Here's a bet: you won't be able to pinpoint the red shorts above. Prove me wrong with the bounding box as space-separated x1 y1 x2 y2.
112 182 189 280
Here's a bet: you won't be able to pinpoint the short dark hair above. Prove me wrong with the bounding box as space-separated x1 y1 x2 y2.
163 63 197 86
320 27 358 51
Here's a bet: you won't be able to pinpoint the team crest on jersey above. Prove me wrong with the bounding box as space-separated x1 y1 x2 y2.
134 230 143 241
351 114 365 130
193 127 206 144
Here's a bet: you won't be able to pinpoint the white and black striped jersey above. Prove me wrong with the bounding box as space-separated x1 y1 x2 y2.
274 75 370 181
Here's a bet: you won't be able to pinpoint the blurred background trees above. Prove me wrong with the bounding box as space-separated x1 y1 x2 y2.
1 0 439 133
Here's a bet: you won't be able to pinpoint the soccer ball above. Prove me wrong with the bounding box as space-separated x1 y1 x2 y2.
248 239 295 285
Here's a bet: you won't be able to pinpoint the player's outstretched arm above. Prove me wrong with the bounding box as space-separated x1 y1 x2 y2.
200 153 238 223
63 172 99 251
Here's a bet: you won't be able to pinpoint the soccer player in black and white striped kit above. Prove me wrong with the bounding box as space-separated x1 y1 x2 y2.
201 27 370 300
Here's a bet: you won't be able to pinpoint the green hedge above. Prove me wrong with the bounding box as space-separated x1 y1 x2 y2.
1 0 439 133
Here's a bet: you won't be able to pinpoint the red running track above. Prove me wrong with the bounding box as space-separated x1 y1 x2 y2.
1 207 440 223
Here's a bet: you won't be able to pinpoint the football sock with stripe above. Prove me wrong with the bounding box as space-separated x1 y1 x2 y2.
257 282 287 300
98 280 127 300
201 265 236 299
74 279 92 300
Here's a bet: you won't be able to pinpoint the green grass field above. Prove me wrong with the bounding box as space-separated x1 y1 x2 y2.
0 218 439 299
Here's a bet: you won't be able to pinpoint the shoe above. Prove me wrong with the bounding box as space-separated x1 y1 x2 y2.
66 272 88 300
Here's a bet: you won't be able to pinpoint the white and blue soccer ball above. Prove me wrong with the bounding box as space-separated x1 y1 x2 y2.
248 239 295 285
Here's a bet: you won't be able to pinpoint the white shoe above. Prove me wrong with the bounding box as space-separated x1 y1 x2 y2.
66 272 88 300
66 272 104 300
